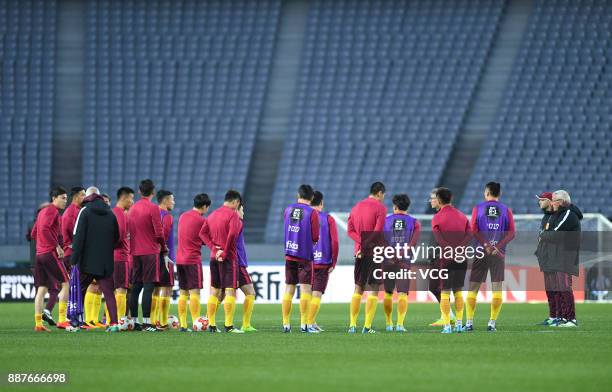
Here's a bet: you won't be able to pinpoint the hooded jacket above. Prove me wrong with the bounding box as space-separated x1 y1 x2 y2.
71 194 120 277
536 204 583 276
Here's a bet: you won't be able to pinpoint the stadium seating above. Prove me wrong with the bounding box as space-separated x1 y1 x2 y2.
265 0 504 241
0 0 56 245
82 0 280 221
460 0 612 215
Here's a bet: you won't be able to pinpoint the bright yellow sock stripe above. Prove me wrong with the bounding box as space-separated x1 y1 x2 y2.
224 295 237 327
299 293 312 326
151 295 160 325
35 313 43 327
349 293 361 327
161 296 171 325
364 295 378 329
189 293 201 323
307 296 321 325
93 293 102 323
397 293 408 327
242 294 255 328
104 304 110 325
440 293 451 325
178 294 188 328
490 291 503 321
84 291 94 322
466 291 477 321
58 300 67 323
115 293 127 320
281 293 293 325
206 296 219 327
454 291 464 322
383 292 393 326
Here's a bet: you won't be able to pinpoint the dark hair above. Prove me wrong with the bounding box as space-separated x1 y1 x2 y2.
392 194 411 211
49 186 67 200
370 181 386 196
139 179 155 197
194 193 211 209
70 186 85 198
434 187 452 205
156 189 173 204
485 182 501 197
298 184 315 201
116 186 135 200
311 190 324 207
224 189 242 203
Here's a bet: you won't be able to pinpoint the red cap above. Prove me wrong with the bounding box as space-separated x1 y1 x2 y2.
536 192 553 200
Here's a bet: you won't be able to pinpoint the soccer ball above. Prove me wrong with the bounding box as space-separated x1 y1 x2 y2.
119 317 135 331
192 317 209 332
167 315 180 329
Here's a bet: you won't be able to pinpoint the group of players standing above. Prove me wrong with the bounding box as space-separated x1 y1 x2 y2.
280 181 517 334
31 179 256 333
32 177 576 334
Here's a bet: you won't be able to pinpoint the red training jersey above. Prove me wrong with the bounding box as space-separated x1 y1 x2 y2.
61 203 80 258
177 209 214 265
31 205 62 256
112 206 130 262
128 198 165 256
347 197 387 255
207 205 243 262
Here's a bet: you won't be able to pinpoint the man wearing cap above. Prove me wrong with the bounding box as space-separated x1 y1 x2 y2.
534 192 556 325
537 190 582 328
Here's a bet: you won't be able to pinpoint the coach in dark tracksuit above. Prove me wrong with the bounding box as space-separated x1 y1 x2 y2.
536 190 582 327
71 189 120 327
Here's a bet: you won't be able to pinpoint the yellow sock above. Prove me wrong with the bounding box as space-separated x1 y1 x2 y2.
160 296 170 326
224 294 237 327
397 293 408 327
364 295 378 329
35 313 43 327
178 294 188 328
103 303 110 325
307 296 321 325
151 294 160 325
115 292 126 320
242 294 255 328
58 300 67 323
454 291 464 322
281 293 293 326
189 292 201 323
383 292 393 327
466 290 477 321
349 293 361 327
84 291 94 322
93 293 102 323
440 293 451 325
490 291 503 321
299 293 312 326
207 296 219 327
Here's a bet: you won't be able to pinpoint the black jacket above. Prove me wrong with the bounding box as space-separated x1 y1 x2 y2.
71 195 119 277
536 204 582 276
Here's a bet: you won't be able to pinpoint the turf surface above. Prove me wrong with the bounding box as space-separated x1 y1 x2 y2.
1 302 611 391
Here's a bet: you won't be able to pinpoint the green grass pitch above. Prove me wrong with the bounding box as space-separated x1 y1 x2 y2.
1 302 611 391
